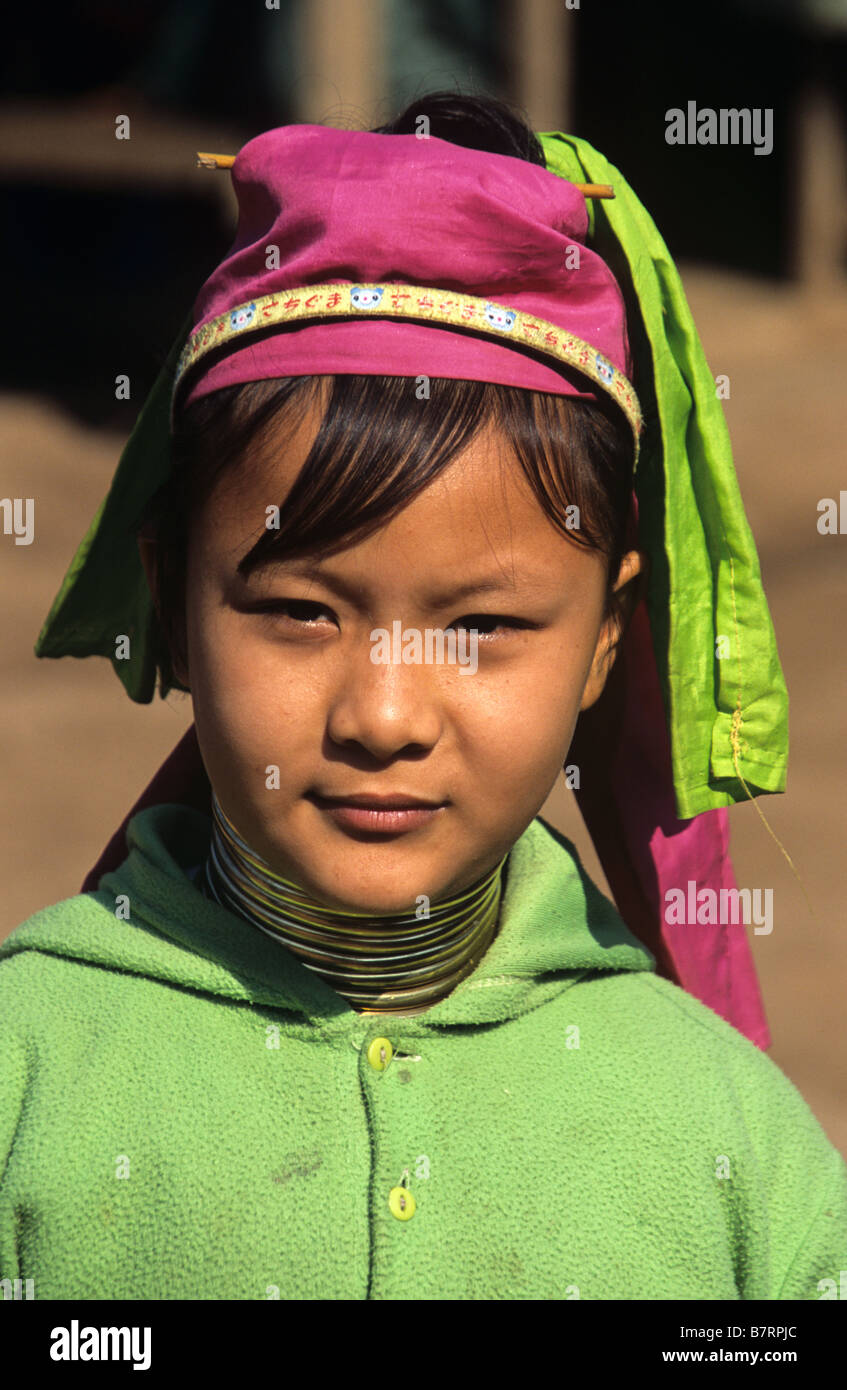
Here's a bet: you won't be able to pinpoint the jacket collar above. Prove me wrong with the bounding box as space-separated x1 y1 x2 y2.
1 804 654 1032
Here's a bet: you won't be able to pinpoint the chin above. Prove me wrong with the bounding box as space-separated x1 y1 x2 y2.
260 820 457 914
312 877 434 917
296 853 442 916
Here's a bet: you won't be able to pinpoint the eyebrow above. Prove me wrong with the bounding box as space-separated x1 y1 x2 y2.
239 555 544 605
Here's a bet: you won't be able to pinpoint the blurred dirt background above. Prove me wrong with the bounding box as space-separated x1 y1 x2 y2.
1 0 845 1162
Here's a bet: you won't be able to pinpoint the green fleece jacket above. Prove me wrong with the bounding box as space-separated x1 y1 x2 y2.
1 804 845 1301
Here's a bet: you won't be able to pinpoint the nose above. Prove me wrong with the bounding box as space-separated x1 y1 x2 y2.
325 640 444 759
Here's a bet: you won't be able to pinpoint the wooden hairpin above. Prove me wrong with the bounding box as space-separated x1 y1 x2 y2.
196 152 614 198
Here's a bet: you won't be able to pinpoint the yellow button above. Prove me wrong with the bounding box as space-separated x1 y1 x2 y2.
389 1186 416 1220
367 1037 393 1070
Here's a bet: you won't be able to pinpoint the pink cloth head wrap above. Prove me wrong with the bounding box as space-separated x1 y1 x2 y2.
175 125 637 419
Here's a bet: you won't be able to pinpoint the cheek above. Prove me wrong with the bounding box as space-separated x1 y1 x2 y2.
184 591 321 765
456 636 591 780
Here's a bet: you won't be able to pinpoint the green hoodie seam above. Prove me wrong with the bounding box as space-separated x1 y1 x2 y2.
637 972 756 1050
773 1157 846 1300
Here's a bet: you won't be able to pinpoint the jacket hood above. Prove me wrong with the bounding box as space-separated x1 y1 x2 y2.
0 804 655 1030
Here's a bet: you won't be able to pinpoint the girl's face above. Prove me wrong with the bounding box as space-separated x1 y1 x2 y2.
163 395 642 912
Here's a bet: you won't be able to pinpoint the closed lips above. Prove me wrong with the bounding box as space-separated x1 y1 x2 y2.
311 793 445 808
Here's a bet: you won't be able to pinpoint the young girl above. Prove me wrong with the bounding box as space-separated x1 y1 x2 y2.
3 93 845 1301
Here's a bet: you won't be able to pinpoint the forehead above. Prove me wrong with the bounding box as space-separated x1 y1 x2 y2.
197 387 601 583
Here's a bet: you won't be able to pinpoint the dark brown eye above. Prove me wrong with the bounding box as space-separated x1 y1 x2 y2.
447 615 527 638
252 600 334 624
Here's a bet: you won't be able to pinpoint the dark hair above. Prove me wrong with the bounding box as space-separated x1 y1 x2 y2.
141 91 636 698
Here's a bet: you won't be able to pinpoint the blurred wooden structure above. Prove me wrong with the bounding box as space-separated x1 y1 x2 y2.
792 81 847 285
294 0 573 133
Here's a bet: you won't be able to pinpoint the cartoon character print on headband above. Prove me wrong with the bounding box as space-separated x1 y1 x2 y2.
594 353 614 384
350 287 384 309
230 303 257 331
483 304 517 332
